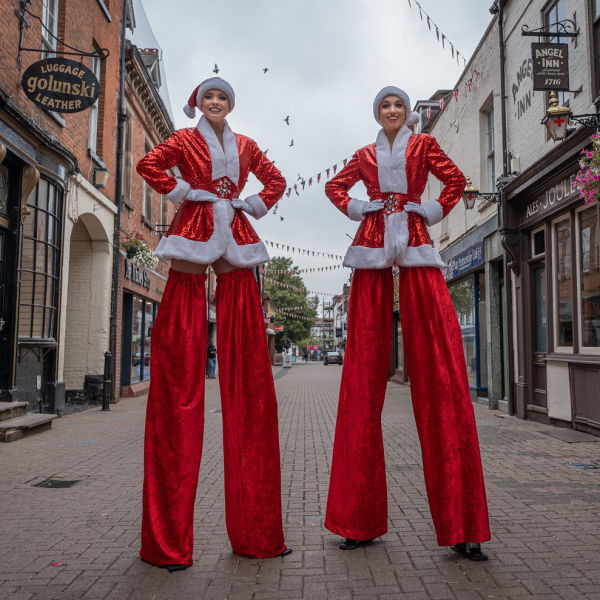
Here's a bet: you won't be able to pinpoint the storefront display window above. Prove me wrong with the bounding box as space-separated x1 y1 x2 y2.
124 293 158 385
578 206 600 349
18 178 61 340
533 265 548 353
449 273 489 392
553 217 573 348
449 277 476 387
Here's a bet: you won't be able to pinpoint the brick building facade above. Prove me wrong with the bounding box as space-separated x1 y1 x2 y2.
0 0 124 412
116 36 175 398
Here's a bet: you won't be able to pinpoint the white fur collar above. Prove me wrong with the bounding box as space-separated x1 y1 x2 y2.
197 115 240 185
375 124 413 194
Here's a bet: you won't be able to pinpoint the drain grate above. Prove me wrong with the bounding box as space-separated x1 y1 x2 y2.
34 479 81 488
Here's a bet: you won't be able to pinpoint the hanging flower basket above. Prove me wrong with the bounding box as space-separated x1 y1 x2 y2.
121 233 159 270
575 132 600 205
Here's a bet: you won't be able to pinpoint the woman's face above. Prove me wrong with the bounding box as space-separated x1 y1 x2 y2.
200 88 230 124
378 95 406 133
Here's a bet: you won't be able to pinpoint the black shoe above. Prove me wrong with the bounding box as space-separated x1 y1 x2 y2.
164 564 189 572
141 558 189 572
338 538 373 550
280 547 293 557
450 542 488 561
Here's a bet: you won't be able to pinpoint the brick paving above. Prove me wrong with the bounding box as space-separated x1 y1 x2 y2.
1 363 600 599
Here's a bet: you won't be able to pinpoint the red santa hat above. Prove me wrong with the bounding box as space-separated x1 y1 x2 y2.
183 77 236 118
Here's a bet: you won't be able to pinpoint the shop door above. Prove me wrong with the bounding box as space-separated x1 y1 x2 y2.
530 261 548 409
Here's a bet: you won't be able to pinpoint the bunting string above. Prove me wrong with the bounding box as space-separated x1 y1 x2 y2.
266 264 345 275
264 240 345 261
264 277 338 297
406 0 467 67
282 156 352 198
270 305 316 322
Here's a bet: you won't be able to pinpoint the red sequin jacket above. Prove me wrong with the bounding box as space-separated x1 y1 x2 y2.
326 133 466 269
136 126 285 267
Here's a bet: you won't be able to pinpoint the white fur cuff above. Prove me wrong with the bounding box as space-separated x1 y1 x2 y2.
421 200 444 225
166 178 191 204
347 198 367 222
245 194 269 219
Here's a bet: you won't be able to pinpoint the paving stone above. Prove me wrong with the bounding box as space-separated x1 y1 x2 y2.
0 365 599 599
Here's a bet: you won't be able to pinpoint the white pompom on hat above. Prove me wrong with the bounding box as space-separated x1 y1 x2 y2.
373 86 419 127
183 77 236 118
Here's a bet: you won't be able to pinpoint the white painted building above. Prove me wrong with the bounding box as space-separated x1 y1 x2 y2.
422 0 600 434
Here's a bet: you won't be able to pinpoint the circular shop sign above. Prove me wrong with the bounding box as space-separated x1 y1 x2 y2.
21 57 100 113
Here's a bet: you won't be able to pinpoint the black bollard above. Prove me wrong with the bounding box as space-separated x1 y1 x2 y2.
102 351 112 411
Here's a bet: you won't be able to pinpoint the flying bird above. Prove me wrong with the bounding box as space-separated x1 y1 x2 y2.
283 115 290 125
263 67 269 74
213 64 219 74
280 216 284 221
289 139 294 147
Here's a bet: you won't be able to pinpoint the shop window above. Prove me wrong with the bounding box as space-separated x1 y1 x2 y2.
18 179 61 340
578 206 600 349
552 216 573 349
0 165 8 221
128 295 157 384
41 0 59 59
449 278 476 387
533 265 548 353
532 227 546 257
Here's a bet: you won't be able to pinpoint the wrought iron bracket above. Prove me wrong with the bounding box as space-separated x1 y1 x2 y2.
569 114 600 128
521 19 579 38
477 192 502 203
500 230 521 276
16 1 109 62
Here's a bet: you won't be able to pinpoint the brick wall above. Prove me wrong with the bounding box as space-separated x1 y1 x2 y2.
0 0 123 195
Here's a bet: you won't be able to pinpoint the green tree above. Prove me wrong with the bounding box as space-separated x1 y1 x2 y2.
264 257 318 351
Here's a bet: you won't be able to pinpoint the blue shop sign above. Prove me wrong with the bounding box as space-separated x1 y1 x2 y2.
444 241 484 280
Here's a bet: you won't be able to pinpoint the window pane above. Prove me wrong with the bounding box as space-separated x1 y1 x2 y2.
478 273 488 388
142 301 154 381
131 297 143 383
18 305 31 338
579 207 600 347
449 278 476 386
0 165 8 216
554 217 573 347
533 229 545 256
533 265 547 352
596 0 600 18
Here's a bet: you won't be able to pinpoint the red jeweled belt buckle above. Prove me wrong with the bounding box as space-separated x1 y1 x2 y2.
383 194 401 215
214 177 233 199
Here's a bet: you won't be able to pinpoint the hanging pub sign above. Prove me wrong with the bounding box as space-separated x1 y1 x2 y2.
21 57 99 113
532 42 569 91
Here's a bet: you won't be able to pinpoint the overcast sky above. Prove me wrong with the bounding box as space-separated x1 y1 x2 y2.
140 0 495 301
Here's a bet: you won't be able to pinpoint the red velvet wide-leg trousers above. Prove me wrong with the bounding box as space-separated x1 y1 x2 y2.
215 269 286 558
141 268 286 567
141 270 207 567
325 267 490 546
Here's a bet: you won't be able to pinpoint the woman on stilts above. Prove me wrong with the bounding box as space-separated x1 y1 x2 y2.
136 77 292 571
324 86 491 560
